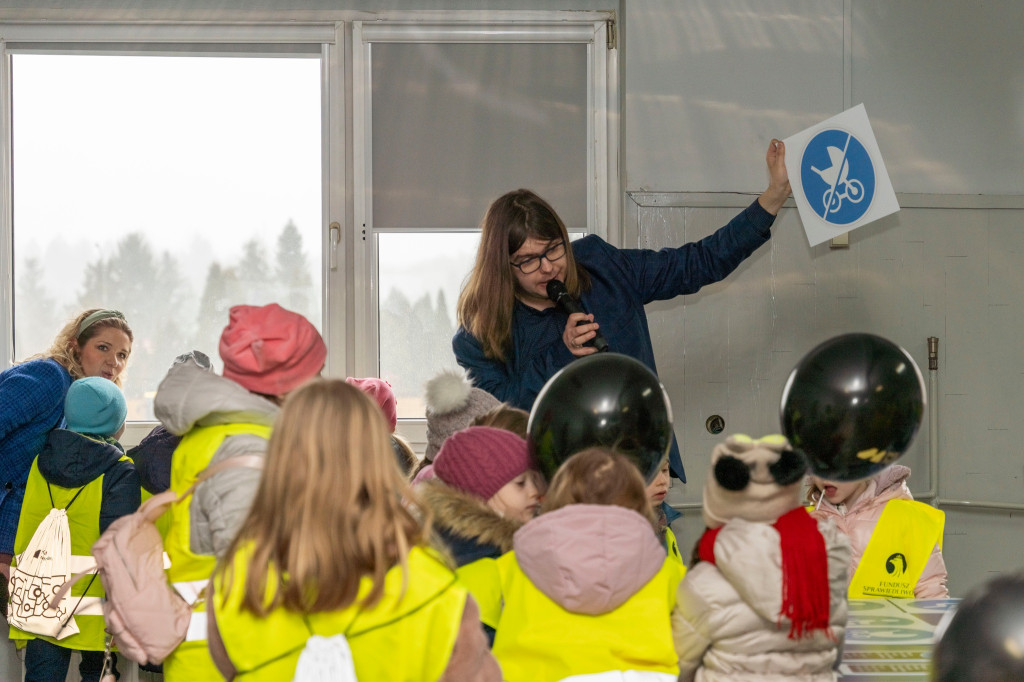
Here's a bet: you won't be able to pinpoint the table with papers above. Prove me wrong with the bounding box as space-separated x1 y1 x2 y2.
841 598 960 680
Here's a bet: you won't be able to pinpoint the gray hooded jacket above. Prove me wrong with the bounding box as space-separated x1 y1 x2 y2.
153 355 277 557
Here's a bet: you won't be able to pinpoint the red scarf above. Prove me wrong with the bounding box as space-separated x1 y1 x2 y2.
697 507 832 639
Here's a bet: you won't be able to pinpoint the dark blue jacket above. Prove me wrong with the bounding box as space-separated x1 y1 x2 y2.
453 200 775 481
37 429 141 534
0 358 73 553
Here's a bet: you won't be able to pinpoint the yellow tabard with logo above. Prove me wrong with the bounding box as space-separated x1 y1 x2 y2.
848 499 944 599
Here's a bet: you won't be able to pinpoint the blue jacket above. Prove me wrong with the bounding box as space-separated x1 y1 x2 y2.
453 200 775 481
35 429 141 535
0 358 73 553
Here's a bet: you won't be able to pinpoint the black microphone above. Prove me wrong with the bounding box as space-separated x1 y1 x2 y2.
546 279 609 352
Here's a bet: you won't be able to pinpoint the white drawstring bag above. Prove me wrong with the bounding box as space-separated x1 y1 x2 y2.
292 634 358 682
7 507 80 639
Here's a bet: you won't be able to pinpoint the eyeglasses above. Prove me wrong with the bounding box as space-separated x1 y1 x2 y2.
510 241 566 274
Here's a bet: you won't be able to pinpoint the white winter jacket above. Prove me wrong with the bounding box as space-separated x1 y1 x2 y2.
672 517 850 681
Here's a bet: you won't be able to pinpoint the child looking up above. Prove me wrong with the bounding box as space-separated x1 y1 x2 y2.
492 447 686 682
646 457 683 563
208 379 500 681
9 377 139 682
807 463 948 599
418 426 541 640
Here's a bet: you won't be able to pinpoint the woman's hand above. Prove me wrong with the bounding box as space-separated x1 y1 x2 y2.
758 138 791 216
562 313 601 356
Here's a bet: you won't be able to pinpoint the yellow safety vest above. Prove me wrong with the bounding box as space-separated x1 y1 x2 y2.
493 551 686 682
848 499 944 599
665 527 684 564
212 543 467 681
456 556 503 629
161 423 271 682
9 456 126 651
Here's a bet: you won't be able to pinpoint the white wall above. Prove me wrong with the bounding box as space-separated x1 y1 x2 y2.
625 0 1024 596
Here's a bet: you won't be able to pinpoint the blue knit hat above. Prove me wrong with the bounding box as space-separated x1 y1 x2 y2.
64 377 127 436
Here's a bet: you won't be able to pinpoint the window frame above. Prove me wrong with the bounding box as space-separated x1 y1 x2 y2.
0 12 620 450
0 22 346 445
349 13 620 419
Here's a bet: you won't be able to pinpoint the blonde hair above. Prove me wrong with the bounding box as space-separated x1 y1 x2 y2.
223 379 428 616
32 309 133 388
457 189 590 362
541 447 657 528
391 433 418 477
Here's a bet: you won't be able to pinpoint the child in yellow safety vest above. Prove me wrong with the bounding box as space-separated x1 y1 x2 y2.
808 463 948 599
208 379 501 681
10 376 140 682
492 447 687 682
417 426 542 643
152 304 327 682
646 457 684 564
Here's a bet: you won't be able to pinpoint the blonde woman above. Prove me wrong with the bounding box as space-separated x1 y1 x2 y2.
0 308 132 577
208 379 500 681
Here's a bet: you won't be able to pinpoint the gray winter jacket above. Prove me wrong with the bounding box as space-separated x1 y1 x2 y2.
153 356 277 557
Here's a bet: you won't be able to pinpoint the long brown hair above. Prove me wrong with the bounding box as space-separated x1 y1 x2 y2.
32 309 134 389
541 447 657 529
222 379 428 616
457 189 591 361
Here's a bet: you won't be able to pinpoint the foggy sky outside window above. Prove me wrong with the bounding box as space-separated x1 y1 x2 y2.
371 42 587 418
11 54 321 420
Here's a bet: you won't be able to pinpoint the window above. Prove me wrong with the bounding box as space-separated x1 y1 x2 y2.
353 17 617 422
0 14 617 440
8 52 322 420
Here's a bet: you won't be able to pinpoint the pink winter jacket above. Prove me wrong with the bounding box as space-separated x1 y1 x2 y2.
673 516 850 681
808 464 949 599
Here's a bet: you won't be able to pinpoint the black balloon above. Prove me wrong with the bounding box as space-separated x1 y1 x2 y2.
528 353 673 483
933 571 1024 682
780 333 925 481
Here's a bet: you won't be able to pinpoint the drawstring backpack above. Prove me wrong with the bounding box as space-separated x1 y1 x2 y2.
7 483 95 640
50 455 264 665
293 633 358 682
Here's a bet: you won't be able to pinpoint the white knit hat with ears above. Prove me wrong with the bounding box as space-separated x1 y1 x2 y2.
702 434 806 529
423 368 502 461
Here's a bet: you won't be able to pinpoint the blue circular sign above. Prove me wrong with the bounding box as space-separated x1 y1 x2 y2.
800 129 875 225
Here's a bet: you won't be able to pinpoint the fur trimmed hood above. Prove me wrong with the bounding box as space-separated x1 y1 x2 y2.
417 479 521 564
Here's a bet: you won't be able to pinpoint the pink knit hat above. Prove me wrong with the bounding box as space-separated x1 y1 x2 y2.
219 303 327 396
346 377 398 432
433 426 534 501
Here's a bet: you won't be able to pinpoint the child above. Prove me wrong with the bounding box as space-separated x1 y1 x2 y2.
673 434 848 681
415 369 503 478
208 379 500 681
492 447 686 682
418 426 541 640
471 403 529 438
646 456 684 563
9 376 140 682
345 376 418 476
153 303 326 682
807 463 948 599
